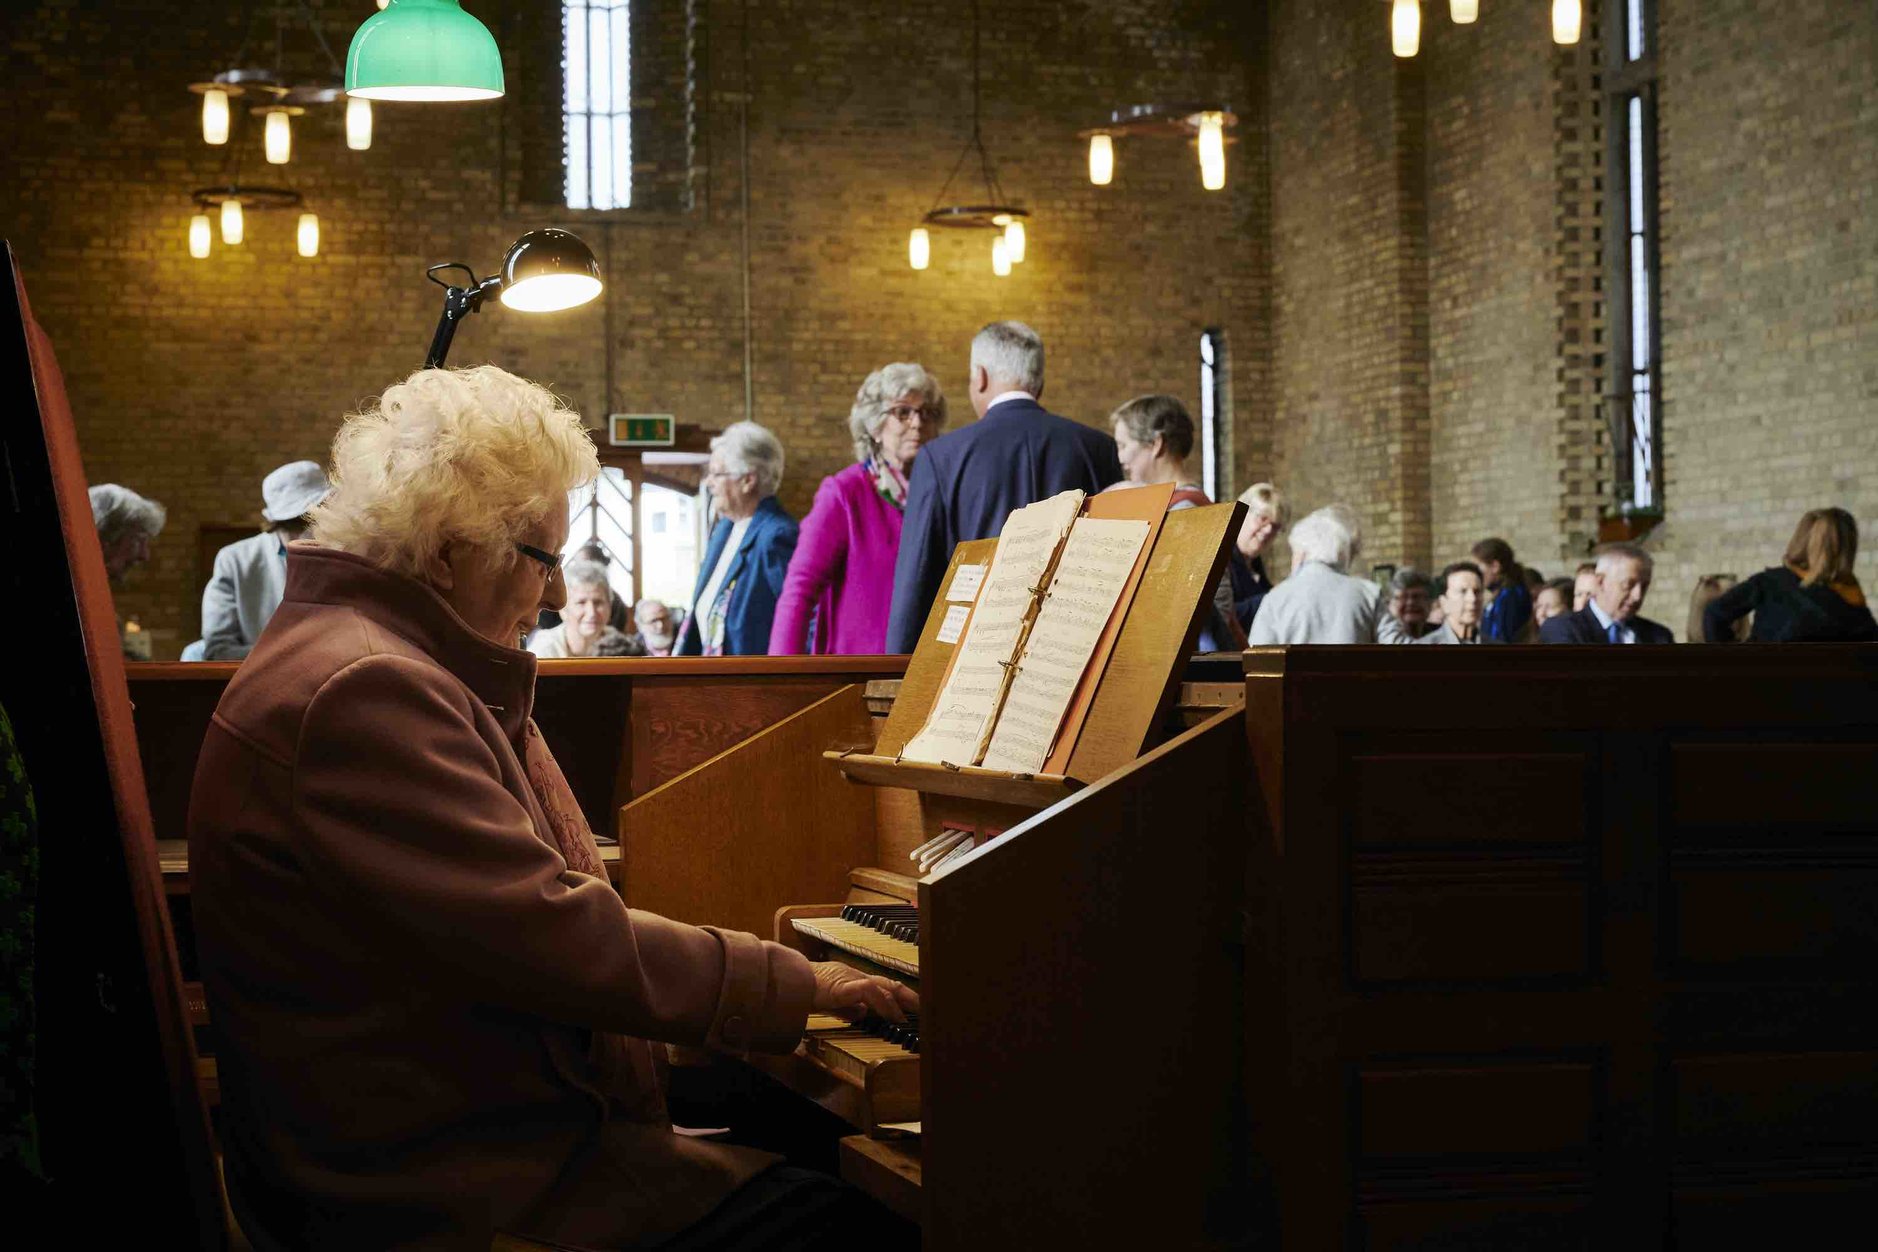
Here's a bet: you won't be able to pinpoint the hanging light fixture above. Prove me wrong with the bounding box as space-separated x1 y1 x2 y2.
220 197 245 245
1393 0 1421 57
1079 104 1238 192
297 213 321 257
1552 0 1582 44
1003 217 1027 263
191 185 303 251
346 96 374 149
259 107 300 164
199 86 231 144
1450 0 1478 23
345 0 505 102
189 215 213 258
908 0 1031 274
189 3 378 156
1197 111 1227 191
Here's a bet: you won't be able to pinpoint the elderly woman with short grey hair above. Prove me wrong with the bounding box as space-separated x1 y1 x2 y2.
89 482 166 584
770 362 948 654
1249 504 1408 645
189 366 913 1249
677 419 799 655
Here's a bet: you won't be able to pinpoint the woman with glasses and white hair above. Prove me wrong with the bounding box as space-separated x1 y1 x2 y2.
188 367 914 1249
770 363 947 654
675 419 798 655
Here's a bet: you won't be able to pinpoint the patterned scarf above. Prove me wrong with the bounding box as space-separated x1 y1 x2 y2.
519 720 606 878
868 456 909 511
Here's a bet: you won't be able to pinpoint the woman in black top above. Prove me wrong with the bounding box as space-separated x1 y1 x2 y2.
1704 507 1878 643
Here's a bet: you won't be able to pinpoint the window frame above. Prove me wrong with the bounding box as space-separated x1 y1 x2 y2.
1602 0 1664 515
561 0 635 213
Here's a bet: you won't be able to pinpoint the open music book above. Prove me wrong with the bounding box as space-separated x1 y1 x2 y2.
899 490 1152 772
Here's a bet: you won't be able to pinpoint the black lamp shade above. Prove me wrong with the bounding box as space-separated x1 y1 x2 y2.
498 228 603 313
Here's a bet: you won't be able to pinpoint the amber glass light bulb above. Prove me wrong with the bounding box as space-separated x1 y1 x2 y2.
1088 133 1114 186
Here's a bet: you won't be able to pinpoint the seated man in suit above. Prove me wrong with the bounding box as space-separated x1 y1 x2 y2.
884 320 1123 651
1540 542 1676 644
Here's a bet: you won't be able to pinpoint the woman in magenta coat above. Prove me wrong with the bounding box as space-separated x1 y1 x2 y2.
769 362 947 653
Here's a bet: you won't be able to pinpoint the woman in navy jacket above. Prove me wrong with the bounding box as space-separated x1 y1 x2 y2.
676 421 799 655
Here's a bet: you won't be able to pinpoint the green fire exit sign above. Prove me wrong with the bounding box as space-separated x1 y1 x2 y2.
608 414 675 447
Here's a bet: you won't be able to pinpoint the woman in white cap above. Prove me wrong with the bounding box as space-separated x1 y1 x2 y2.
197 460 332 660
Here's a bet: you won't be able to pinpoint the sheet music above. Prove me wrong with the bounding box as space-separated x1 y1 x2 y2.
980 517 1152 774
900 490 1085 766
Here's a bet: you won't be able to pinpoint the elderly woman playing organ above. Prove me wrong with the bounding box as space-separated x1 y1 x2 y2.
187 365 915 1249
770 362 947 654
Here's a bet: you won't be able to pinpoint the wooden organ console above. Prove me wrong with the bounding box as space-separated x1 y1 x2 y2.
619 511 1258 1249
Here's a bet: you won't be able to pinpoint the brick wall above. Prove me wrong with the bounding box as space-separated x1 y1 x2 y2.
1 0 1263 656
7 0 1872 650
1644 0 1878 628
1262 0 1874 635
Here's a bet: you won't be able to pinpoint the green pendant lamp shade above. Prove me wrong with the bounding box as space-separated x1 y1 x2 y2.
346 0 504 102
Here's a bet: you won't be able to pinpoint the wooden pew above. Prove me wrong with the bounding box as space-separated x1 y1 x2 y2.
1242 644 1878 1251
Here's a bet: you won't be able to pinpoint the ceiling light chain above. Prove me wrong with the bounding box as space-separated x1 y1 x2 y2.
909 0 1031 276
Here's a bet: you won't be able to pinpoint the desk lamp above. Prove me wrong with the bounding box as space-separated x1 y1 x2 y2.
423 228 603 368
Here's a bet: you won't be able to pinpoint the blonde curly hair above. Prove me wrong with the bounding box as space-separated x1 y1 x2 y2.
311 366 598 579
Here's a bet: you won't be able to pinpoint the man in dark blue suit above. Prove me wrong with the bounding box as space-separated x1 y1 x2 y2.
1539 542 1676 644
883 321 1123 652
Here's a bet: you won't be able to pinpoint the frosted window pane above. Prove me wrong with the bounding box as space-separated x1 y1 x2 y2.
562 1 632 210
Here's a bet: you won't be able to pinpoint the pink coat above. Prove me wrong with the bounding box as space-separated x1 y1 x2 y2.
189 544 814 1248
768 461 903 654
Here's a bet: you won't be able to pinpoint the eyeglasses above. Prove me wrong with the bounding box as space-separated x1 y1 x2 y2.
514 542 564 579
702 466 746 482
883 403 940 424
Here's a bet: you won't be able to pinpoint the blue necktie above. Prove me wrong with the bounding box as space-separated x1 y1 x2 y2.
1606 620 1623 644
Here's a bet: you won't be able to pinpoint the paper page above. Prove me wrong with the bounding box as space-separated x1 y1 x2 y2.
945 563 986 602
935 603 971 644
900 490 1085 766
980 517 1152 774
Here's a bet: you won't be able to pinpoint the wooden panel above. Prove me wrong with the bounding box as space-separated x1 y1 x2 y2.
1352 751 1591 849
1673 1052 1878 1156
1673 742 1878 829
1065 500 1241 783
1358 1060 1595 1158
839 1136 923 1225
1669 845 1878 973
1670 1052 1878 1248
1353 849 1591 983
1357 1195 1589 1252
618 686 877 936
630 675 878 797
4 247 222 1242
921 707 1246 1250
